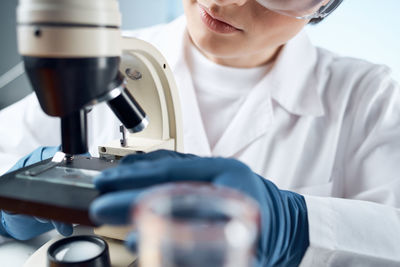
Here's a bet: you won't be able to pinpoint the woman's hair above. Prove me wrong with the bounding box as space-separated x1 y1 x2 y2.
309 0 344 24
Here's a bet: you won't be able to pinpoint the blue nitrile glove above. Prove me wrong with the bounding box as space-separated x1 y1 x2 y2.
90 150 309 266
0 146 73 240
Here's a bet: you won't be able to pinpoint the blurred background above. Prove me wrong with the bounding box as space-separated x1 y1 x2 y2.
1 0 399 110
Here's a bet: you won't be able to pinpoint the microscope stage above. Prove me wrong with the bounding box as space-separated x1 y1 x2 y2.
0 156 118 226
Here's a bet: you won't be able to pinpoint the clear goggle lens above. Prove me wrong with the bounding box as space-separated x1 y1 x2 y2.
256 0 343 19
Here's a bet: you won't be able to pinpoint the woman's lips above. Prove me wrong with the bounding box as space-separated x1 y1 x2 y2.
198 5 241 34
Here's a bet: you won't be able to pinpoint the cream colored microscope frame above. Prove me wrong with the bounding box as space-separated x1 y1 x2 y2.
99 36 183 157
94 36 183 241
24 36 183 267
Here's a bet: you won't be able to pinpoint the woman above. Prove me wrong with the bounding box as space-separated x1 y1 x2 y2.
1 0 399 266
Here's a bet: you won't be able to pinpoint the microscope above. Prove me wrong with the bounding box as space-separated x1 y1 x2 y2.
0 0 183 265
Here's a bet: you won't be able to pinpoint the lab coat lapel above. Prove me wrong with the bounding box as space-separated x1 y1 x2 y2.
269 31 324 117
211 31 324 157
167 24 211 156
211 79 274 157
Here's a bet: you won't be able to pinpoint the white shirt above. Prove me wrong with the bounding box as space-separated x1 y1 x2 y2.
187 44 270 149
1 16 400 266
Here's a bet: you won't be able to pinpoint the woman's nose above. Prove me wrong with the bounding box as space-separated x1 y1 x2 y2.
211 0 247 7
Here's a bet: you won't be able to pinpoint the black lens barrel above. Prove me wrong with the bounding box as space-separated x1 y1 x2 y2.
107 88 148 133
61 109 88 155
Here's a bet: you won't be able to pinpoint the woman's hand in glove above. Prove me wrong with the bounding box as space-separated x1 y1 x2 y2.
90 150 310 266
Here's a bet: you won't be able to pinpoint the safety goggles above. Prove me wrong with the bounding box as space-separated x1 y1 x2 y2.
256 0 343 20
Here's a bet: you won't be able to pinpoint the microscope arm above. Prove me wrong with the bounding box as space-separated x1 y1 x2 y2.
98 37 183 158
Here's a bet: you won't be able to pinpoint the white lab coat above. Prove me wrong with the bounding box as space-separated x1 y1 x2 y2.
1 16 400 266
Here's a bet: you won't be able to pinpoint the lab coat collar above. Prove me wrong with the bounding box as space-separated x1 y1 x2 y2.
162 17 324 157
269 31 325 117
163 18 325 117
